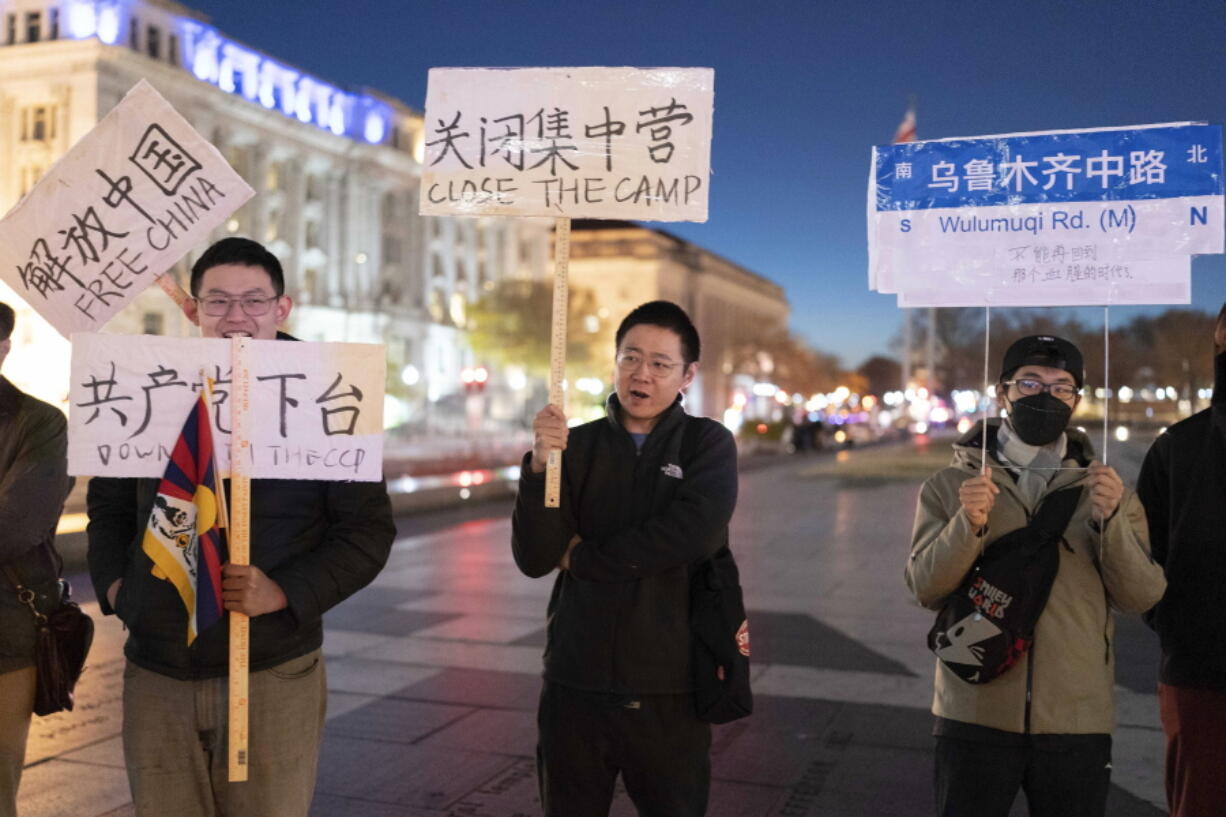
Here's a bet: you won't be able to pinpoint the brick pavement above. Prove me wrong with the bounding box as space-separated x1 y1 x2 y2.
18 441 1167 816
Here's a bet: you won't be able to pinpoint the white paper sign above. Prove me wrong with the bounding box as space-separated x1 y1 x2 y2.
868 123 1224 307
69 334 385 482
420 67 714 222
0 80 255 337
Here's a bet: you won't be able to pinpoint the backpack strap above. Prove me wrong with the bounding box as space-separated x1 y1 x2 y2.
1029 486 1084 536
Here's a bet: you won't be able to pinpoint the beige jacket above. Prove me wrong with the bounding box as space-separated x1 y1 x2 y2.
905 421 1166 735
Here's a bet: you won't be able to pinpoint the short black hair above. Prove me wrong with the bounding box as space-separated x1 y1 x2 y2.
190 237 285 297
0 302 13 342
614 300 700 365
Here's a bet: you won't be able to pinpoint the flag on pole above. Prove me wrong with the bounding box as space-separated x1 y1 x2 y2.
893 104 917 144
141 392 227 644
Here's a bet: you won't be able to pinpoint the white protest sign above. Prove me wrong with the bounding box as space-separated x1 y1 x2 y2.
868 123 1224 306
69 334 385 481
0 80 255 337
420 67 713 221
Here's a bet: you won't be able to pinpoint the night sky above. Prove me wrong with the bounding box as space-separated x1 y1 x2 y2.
185 0 1226 368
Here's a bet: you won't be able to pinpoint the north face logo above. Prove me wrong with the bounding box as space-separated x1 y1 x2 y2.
661 463 683 479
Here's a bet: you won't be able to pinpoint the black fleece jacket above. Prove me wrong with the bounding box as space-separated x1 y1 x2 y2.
1137 352 1226 690
86 334 394 680
512 396 738 695
88 473 394 679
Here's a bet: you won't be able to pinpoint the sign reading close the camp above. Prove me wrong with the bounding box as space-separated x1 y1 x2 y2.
420 67 714 222
868 123 1225 307
68 334 385 482
0 80 255 337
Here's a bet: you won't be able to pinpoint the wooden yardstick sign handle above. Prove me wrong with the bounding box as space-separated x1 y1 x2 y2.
545 218 571 507
228 336 252 782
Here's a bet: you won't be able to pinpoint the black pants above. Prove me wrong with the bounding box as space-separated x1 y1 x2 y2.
537 682 711 817
934 733 1112 817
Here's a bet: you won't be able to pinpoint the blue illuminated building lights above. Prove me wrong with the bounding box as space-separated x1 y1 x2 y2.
60 0 390 145
182 19 391 144
65 1 96 39
65 1 125 45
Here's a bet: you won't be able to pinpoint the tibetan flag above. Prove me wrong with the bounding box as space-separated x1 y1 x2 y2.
141 393 227 645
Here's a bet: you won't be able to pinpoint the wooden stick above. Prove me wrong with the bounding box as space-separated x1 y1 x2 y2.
545 217 571 508
227 337 252 782
155 272 198 325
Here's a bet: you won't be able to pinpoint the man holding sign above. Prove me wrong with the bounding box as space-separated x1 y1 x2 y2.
906 335 1165 817
86 238 395 817
512 301 738 817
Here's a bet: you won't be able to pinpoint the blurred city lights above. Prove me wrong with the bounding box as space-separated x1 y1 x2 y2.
66 1 96 38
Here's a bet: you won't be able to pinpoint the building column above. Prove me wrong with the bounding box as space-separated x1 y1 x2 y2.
325 169 344 306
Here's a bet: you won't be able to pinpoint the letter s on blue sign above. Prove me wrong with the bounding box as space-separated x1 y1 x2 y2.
900 219 912 233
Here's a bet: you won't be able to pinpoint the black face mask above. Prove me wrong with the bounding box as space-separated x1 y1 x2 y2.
1006 393 1073 446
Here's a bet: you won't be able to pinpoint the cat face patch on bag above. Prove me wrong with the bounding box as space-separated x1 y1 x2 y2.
927 486 1082 684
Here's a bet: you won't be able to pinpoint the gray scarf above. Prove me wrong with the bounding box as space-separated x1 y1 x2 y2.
996 420 1067 510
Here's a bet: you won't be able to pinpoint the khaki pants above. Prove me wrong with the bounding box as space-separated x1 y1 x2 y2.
0 666 35 817
122 650 326 817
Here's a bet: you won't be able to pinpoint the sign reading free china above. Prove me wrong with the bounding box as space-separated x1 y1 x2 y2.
868 123 1224 307
420 67 714 221
0 80 254 337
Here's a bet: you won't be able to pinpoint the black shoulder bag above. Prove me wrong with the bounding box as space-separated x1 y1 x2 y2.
927 486 1082 684
676 418 753 723
3 562 94 716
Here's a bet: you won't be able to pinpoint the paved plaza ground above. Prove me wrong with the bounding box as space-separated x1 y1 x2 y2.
19 436 1168 816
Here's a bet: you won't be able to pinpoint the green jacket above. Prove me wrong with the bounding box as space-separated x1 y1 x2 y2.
905 420 1165 735
0 376 72 674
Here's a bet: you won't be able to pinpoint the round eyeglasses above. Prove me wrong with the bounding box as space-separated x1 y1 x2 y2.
196 295 279 317
1002 378 1080 401
615 351 682 377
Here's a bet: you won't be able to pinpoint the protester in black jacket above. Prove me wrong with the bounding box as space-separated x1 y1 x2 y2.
513 301 737 817
0 302 72 817
87 239 394 817
1137 302 1226 817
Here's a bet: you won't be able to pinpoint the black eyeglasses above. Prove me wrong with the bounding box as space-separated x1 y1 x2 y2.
1002 378 1080 401
196 295 280 317
615 351 682 377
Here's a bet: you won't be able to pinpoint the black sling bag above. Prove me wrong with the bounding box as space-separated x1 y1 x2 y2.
927 485 1083 684
673 418 752 723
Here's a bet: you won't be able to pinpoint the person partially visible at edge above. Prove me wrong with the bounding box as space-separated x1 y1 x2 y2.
905 334 1166 817
1136 302 1226 817
86 238 396 817
0 302 72 817
511 300 738 817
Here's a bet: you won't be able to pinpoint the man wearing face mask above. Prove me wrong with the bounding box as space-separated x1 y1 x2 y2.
906 335 1165 817
1136 304 1226 817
